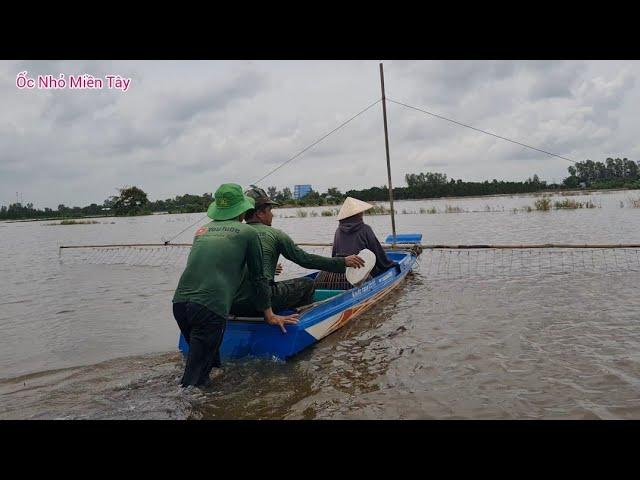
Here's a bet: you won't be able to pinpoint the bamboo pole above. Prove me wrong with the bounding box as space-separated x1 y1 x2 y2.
423 243 640 249
59 243 193 249
299 243 640 249
59 242 640 250
379 63 397 244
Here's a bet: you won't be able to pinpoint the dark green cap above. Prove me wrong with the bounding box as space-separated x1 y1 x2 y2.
244 185 280 208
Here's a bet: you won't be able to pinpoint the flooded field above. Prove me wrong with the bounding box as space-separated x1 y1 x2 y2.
1 189 639 419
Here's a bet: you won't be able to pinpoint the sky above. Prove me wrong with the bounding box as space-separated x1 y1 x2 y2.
1 60 639 209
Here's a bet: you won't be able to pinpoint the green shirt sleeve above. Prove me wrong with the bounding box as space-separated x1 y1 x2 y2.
278 230 346 273
245 230 271 311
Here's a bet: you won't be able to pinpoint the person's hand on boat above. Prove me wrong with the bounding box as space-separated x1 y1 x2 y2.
264 308 299 334
344 254 365 268
275 263 283 275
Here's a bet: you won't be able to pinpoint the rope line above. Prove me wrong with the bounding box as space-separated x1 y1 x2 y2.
165 215 209 244
386 98 577 164
164 95 576 243
164 99 381 243
252 99 382 185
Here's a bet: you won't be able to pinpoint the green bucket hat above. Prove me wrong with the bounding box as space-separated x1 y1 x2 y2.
207 183 255 221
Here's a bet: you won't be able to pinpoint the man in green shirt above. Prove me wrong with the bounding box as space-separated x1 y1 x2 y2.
172 183 298 388
230 186 365 317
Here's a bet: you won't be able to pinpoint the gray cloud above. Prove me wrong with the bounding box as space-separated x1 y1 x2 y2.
1 60 639 209
154 69 268 123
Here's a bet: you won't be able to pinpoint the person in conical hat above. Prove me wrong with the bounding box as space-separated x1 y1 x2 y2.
332 197 398 278
336 196 374 220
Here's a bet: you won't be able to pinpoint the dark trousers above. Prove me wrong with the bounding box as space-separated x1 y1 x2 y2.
173 302 226 387
229 276 315 317
270 277 315 312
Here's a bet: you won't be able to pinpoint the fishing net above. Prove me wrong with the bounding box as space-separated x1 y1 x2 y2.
59 244 192 268
58 244 640 280
418 247 640 281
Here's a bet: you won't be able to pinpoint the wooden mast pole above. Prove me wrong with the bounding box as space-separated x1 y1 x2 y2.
379 63 397 244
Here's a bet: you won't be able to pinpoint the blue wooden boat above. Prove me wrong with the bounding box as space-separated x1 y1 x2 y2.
178 236 421 361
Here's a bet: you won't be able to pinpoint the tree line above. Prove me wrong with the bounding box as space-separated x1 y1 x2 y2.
342 158 640 202
345 172 549 201
2 157 639 220
563 158 640 189
0 187 213 220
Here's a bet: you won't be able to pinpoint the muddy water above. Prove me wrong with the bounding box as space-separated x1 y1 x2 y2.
1 189 639 419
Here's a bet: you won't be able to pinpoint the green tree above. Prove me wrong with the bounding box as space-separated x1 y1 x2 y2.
299 189 320 204
326 187 343 203
625 158 638 178
103 196 118 209
563 175 580 188
113 186 149 216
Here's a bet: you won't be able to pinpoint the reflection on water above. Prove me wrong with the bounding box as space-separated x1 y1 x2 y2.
1 190 640 419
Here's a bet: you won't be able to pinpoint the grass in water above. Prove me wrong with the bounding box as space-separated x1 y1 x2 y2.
321 210 335 216
296 210 308 218
417 207 438 214
554 198 583 209
444 205 464 213
522 196 600 212
534 197 552 211
627 197 640 208
46 219 101 225
365 204 394 215
557 190 583 197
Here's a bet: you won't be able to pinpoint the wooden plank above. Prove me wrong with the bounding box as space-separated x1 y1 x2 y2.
59 242 640 250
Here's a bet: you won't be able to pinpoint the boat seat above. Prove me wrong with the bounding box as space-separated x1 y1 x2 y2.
312 289 344 302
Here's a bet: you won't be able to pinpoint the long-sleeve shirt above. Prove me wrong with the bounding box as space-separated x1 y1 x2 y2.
332 216 397 277
231 221 346 312
172 219 271 317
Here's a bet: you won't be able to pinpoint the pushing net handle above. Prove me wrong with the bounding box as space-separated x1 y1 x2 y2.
59 243 193 249
290 243 640 249
417 243 640 249
59 242 640 250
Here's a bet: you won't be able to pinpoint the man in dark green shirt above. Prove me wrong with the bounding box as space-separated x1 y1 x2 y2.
230 186 365 317
172 183 298 387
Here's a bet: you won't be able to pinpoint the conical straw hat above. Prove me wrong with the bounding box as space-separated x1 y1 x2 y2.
337 197 373 220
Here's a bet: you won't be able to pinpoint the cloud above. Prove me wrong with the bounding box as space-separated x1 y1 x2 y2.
154 69 268 123
1 60 639 209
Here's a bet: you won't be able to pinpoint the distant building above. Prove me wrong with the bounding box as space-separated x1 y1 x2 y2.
294 184 312 199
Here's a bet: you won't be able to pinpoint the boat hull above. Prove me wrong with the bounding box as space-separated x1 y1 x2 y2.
178 249 417 360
